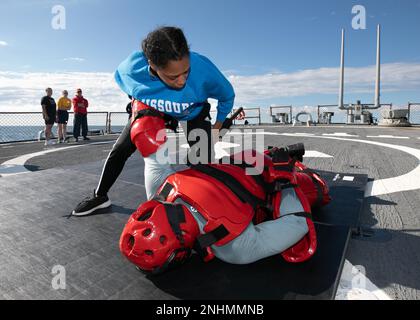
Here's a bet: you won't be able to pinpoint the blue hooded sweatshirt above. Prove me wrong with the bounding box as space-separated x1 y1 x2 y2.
114 51 235 122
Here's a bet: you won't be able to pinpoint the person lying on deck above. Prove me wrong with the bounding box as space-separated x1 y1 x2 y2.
119 104 331 274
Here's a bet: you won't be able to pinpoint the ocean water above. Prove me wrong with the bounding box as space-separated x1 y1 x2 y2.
0 125 126 143
1 110 419 143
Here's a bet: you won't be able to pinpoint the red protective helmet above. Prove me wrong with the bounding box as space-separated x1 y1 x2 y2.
119 200 200 275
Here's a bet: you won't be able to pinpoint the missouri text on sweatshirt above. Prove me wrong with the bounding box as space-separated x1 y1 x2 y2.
114 51 235 122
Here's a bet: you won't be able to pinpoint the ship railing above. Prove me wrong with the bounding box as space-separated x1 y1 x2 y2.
316 104 395 124
210 107 261 125
1 104 419 144
0 112 108 144
269 106 293 124
408 103 420 124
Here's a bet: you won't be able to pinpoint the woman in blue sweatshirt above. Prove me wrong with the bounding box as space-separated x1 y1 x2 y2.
73 26 235 216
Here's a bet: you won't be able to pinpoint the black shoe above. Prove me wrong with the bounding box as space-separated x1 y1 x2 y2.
83 137 90 141
75 137 79 142
72 192 111 216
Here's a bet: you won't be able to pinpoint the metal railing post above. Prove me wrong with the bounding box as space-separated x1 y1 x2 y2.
408 102 411 123
108 113 112 134
289 106 292 124
290 106 293 124
317 105 320 124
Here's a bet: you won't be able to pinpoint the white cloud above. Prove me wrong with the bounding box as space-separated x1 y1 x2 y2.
0 41 8 47
0 71 128 112
63 57 86 62
227 62 420 104
0 62 419 113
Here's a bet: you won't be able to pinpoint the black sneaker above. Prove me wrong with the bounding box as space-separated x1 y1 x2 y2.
72 192 111 216
83 137 90 141
75 137 79 142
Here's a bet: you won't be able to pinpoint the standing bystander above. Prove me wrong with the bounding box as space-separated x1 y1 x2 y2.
41 88 56 146
72 88 89 142
56 90 71 143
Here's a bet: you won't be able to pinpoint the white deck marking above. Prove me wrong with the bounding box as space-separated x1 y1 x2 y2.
343 176 355 182
279 133 316 137
366 135 409 139
0 141 113 176
322 132 359 137
228 131 280 135
304 151 333 158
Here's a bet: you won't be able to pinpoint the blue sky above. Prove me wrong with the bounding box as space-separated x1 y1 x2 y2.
0 0 419 111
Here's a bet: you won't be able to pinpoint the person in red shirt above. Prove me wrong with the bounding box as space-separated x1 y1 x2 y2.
72 88 90 142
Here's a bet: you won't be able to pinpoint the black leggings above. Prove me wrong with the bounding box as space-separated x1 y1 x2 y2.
96 105 213 196
73 113 88 138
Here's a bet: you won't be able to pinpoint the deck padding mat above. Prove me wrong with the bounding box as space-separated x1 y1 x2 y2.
313 171 368 228
0 167 366 300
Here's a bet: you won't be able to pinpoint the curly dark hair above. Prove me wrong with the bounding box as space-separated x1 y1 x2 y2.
141 26 190 68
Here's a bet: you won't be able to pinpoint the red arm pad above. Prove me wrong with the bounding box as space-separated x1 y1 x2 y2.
130 101 167 158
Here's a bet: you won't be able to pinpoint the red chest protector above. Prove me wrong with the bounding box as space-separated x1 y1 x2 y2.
154 164 267 259
228 148 326 263
153 148 330 264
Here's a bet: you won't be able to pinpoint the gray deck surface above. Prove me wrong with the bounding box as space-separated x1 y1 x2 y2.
0 162 364 300
1 125 420 299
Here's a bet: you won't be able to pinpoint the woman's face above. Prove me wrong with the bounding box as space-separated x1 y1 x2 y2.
150 55 190 90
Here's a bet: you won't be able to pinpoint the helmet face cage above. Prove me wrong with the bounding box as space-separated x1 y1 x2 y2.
121 201 198 275
149 247 192 275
